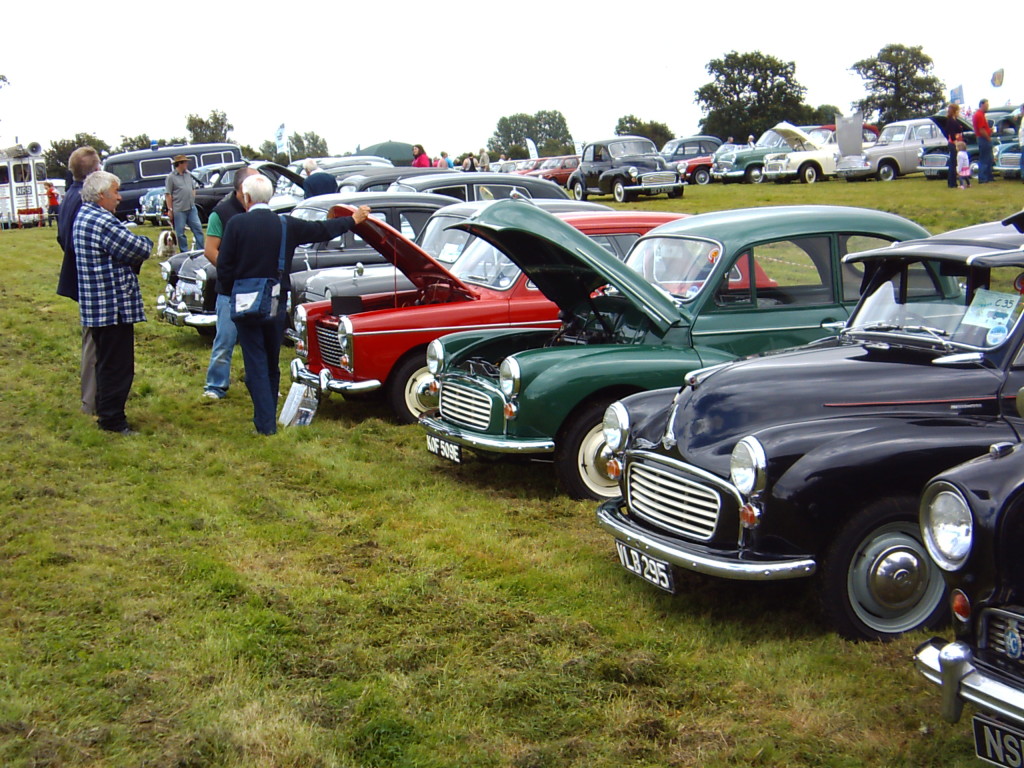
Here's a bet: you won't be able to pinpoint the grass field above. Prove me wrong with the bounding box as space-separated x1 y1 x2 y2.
0 177 1019 767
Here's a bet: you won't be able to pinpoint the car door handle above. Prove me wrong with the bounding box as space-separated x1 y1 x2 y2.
821 320 846 331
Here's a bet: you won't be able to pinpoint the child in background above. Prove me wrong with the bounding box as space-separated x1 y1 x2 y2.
956 141 971 189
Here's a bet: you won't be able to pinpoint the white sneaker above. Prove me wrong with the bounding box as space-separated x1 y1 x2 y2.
201 390 222 400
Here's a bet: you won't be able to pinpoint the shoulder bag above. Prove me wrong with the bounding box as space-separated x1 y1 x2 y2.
231 215 287 324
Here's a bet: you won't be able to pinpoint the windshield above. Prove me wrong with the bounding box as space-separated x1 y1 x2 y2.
448 238 520 290
416 215 471 264
845 261 1024 350
661 140 681 155
625 236 723 301
609 139 657 158
807 128 834 144
540 158 560 169
756 130 785 149
878 125 908 144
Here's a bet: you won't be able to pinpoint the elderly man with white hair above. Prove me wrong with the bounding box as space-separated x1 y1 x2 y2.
217 174 369 435
301 158 337 198
72 170 153 434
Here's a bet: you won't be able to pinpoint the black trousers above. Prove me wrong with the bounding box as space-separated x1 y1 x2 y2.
92 323 135 431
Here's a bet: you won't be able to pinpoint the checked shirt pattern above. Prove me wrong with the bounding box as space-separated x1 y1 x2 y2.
73 202 153 327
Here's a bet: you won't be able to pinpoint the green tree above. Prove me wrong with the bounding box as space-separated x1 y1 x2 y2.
44 133 112 180
614 115 674 148
185 110 233 143
257 140 288 164
695 51 808 140
289 131 329 158
488 110 574 158
116 134 154 153
851 44 946 125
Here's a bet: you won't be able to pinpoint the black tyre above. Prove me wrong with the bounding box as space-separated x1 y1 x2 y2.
692 168 711 185
554 399 621 501
799 164 818 184
818 497 948 641
613 180 629 203
744 165 764 184
877 161 897 182
386 353 436 424
572 180 587 201
196 326 215 338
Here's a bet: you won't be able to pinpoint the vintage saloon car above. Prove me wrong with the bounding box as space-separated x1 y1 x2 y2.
711 129 803 184
389 171 569 202
914 409 1024 766
836 117 946 181
288 199 610 311
156 191 458 335
764 123 879 184
525 155 580 187
289 205 682 424
420 203 929 501
596 214 1024 641
567 136 683 202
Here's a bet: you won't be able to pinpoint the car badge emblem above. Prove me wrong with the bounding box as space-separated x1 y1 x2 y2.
1005 620 1022 660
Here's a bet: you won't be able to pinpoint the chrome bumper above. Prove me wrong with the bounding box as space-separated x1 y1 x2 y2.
419 413 556 454
289 358 380 395
156 295 215 328
623 181 685 193
836 168 873 179
711 169 745 179
596 499 817 581
915 638 1024 726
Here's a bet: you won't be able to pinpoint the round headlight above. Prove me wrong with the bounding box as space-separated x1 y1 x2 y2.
602 401 630 452
337 315 353 356
160 262 171 282
426 339 445 374
293 304 307 338
628 166 639 179
921 482 973 571
730 437 767 496
499 357 521 397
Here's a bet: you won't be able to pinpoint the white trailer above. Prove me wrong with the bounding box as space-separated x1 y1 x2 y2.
0 142 47 227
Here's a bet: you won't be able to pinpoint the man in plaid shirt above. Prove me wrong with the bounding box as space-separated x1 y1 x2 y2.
72 171 153 434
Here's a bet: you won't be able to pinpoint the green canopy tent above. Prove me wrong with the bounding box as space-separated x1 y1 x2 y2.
356 141 416 167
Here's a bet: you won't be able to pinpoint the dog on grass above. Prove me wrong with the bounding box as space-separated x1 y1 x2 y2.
156 230 178 258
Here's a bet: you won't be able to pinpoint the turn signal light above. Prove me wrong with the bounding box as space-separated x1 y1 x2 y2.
428 380 439 394
340 354 350 367
739 503 761 529
952 589 971 622
606 458 621 481
503 401 518 420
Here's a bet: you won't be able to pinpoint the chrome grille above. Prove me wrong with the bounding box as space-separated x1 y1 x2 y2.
626 455 721 540
174 276 205 311
921 154 947 168
983 609 1024 669
998 152 1021 168
714 161 733 172
639 172 676 186
315 324 343 366
439 381 494 430
765 161 785 173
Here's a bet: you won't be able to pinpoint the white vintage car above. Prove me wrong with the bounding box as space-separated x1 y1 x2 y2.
764 122 878 183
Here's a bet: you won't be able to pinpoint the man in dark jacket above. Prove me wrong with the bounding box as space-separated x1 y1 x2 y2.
56 145 103 415
217 174 369 434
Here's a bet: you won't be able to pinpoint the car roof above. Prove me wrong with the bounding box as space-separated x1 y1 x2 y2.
295 191 462 209
426 199 610 219
638 205 929 249
396 172 569 197
845 213 1024 267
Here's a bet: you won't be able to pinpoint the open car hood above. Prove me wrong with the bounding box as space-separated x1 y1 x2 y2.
771 122 826 151
452 199 682 332
328 204 472 293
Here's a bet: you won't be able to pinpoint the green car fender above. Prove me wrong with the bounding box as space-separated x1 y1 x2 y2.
440 327 555 367
509 344 721 440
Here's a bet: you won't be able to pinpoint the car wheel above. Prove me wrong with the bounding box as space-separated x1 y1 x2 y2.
693 168 711 185
799 164 818 184
745 166 764 184
667 187 684 199
386 352 437 424
555 399 621 501
197 326 215 338
877 161 897 182
613 180 628 203
572 180 587 201
818 497 948 641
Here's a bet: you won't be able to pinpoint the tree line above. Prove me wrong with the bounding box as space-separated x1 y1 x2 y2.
34 43 947 179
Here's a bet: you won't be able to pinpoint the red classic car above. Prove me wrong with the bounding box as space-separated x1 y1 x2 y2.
289 206 685 423
675 153 715 185
526 155 580 187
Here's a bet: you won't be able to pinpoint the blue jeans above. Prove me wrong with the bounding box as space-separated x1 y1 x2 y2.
204 293 237 396
173 206 205 252
977 137 994 183
236 312 286 435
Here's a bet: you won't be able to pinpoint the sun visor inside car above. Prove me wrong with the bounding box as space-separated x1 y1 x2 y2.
331 295 363 315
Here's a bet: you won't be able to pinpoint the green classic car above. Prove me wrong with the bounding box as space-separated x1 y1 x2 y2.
419 201 929 500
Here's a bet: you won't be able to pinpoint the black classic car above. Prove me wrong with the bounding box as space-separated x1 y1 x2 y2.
567 136 683 202
597 213 1024 640
156 192 459 335
914 424 1024 767
388 171 569 202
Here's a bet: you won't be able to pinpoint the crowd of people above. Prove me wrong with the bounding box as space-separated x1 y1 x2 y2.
55 145 370 437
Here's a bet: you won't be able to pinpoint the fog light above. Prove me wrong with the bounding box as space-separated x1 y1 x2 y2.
952 589 971 622
606 457 621 481
340 354 350 368
739 503 761 529
503 401 518 420
295 340 306 356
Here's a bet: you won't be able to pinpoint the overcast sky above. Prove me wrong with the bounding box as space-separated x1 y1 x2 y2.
2 1 1015 159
